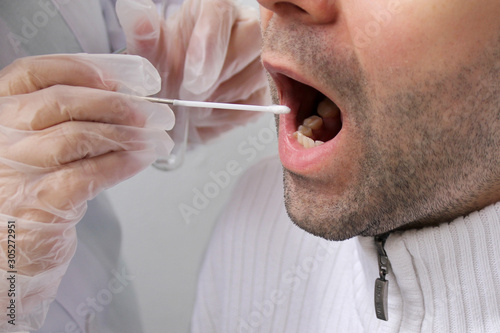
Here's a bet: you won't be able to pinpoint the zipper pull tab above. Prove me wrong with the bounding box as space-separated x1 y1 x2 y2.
374 233 390 321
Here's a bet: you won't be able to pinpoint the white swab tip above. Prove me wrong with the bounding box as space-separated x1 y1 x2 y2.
270 105 291 114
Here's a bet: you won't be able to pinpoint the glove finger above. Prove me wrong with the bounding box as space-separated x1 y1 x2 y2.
116 0 164 63
0 54 161 97
0 122 172 168
0 211 78 276
192 88 270 143
210 5 262 88
182 55 270 143
181 0 237 96
182 57 269 126
1 149 157 224
197 57 269 105
45 149 157 218
0 86 174 131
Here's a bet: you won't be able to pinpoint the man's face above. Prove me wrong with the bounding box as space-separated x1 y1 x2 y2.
258 0 500 240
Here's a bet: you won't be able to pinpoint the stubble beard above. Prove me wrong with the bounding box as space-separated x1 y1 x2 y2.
264 21 500 241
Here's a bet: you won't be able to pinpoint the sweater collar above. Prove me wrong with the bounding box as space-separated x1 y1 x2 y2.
357 202 500 331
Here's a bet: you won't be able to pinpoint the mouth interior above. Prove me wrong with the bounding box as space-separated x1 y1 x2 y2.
285 78 343 148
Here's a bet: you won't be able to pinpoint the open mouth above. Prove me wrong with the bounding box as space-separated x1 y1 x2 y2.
293 91 343 149
263 61 349 173
275 73 343 149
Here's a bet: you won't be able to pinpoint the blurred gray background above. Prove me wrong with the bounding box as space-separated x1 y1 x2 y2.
107 113 277 332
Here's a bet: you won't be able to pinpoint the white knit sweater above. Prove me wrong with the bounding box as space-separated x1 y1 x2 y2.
191 155 500 333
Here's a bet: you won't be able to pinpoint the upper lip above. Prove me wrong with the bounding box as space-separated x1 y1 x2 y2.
264 61 321 104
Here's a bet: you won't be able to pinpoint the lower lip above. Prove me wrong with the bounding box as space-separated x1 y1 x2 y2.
278 112 342 174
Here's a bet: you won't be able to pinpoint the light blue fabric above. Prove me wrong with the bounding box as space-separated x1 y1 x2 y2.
0 0 81 68
0 0 125 69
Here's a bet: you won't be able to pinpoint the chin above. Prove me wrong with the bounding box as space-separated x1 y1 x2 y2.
282 169 377 241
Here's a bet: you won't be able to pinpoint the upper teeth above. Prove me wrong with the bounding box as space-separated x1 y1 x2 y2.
317 98 340 119
293 96 341 149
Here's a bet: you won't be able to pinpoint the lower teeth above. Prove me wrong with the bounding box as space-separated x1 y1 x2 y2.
293 96 341 149
293 131 324 148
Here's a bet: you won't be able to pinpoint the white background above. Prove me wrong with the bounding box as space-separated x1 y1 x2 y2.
106 2 276 331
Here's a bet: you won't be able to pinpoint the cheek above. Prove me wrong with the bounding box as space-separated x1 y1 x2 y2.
345 1 429 72
346 0 500 79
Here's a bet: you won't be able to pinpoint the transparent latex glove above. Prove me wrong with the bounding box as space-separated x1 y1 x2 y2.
116 0 270 163
0 54 174 332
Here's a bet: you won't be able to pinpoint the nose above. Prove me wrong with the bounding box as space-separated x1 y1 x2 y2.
257 0 337 25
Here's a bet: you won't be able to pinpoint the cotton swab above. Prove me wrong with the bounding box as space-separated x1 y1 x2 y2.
141 96 291 115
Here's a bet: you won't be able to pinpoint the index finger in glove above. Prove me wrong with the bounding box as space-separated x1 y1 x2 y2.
0 53 162 97
0 85 174 131
1 121 172 168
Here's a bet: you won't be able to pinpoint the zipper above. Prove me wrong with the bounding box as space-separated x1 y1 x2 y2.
374 233 391 321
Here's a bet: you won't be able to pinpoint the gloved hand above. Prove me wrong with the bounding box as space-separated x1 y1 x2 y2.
0 53 174 331
116 0 270 144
